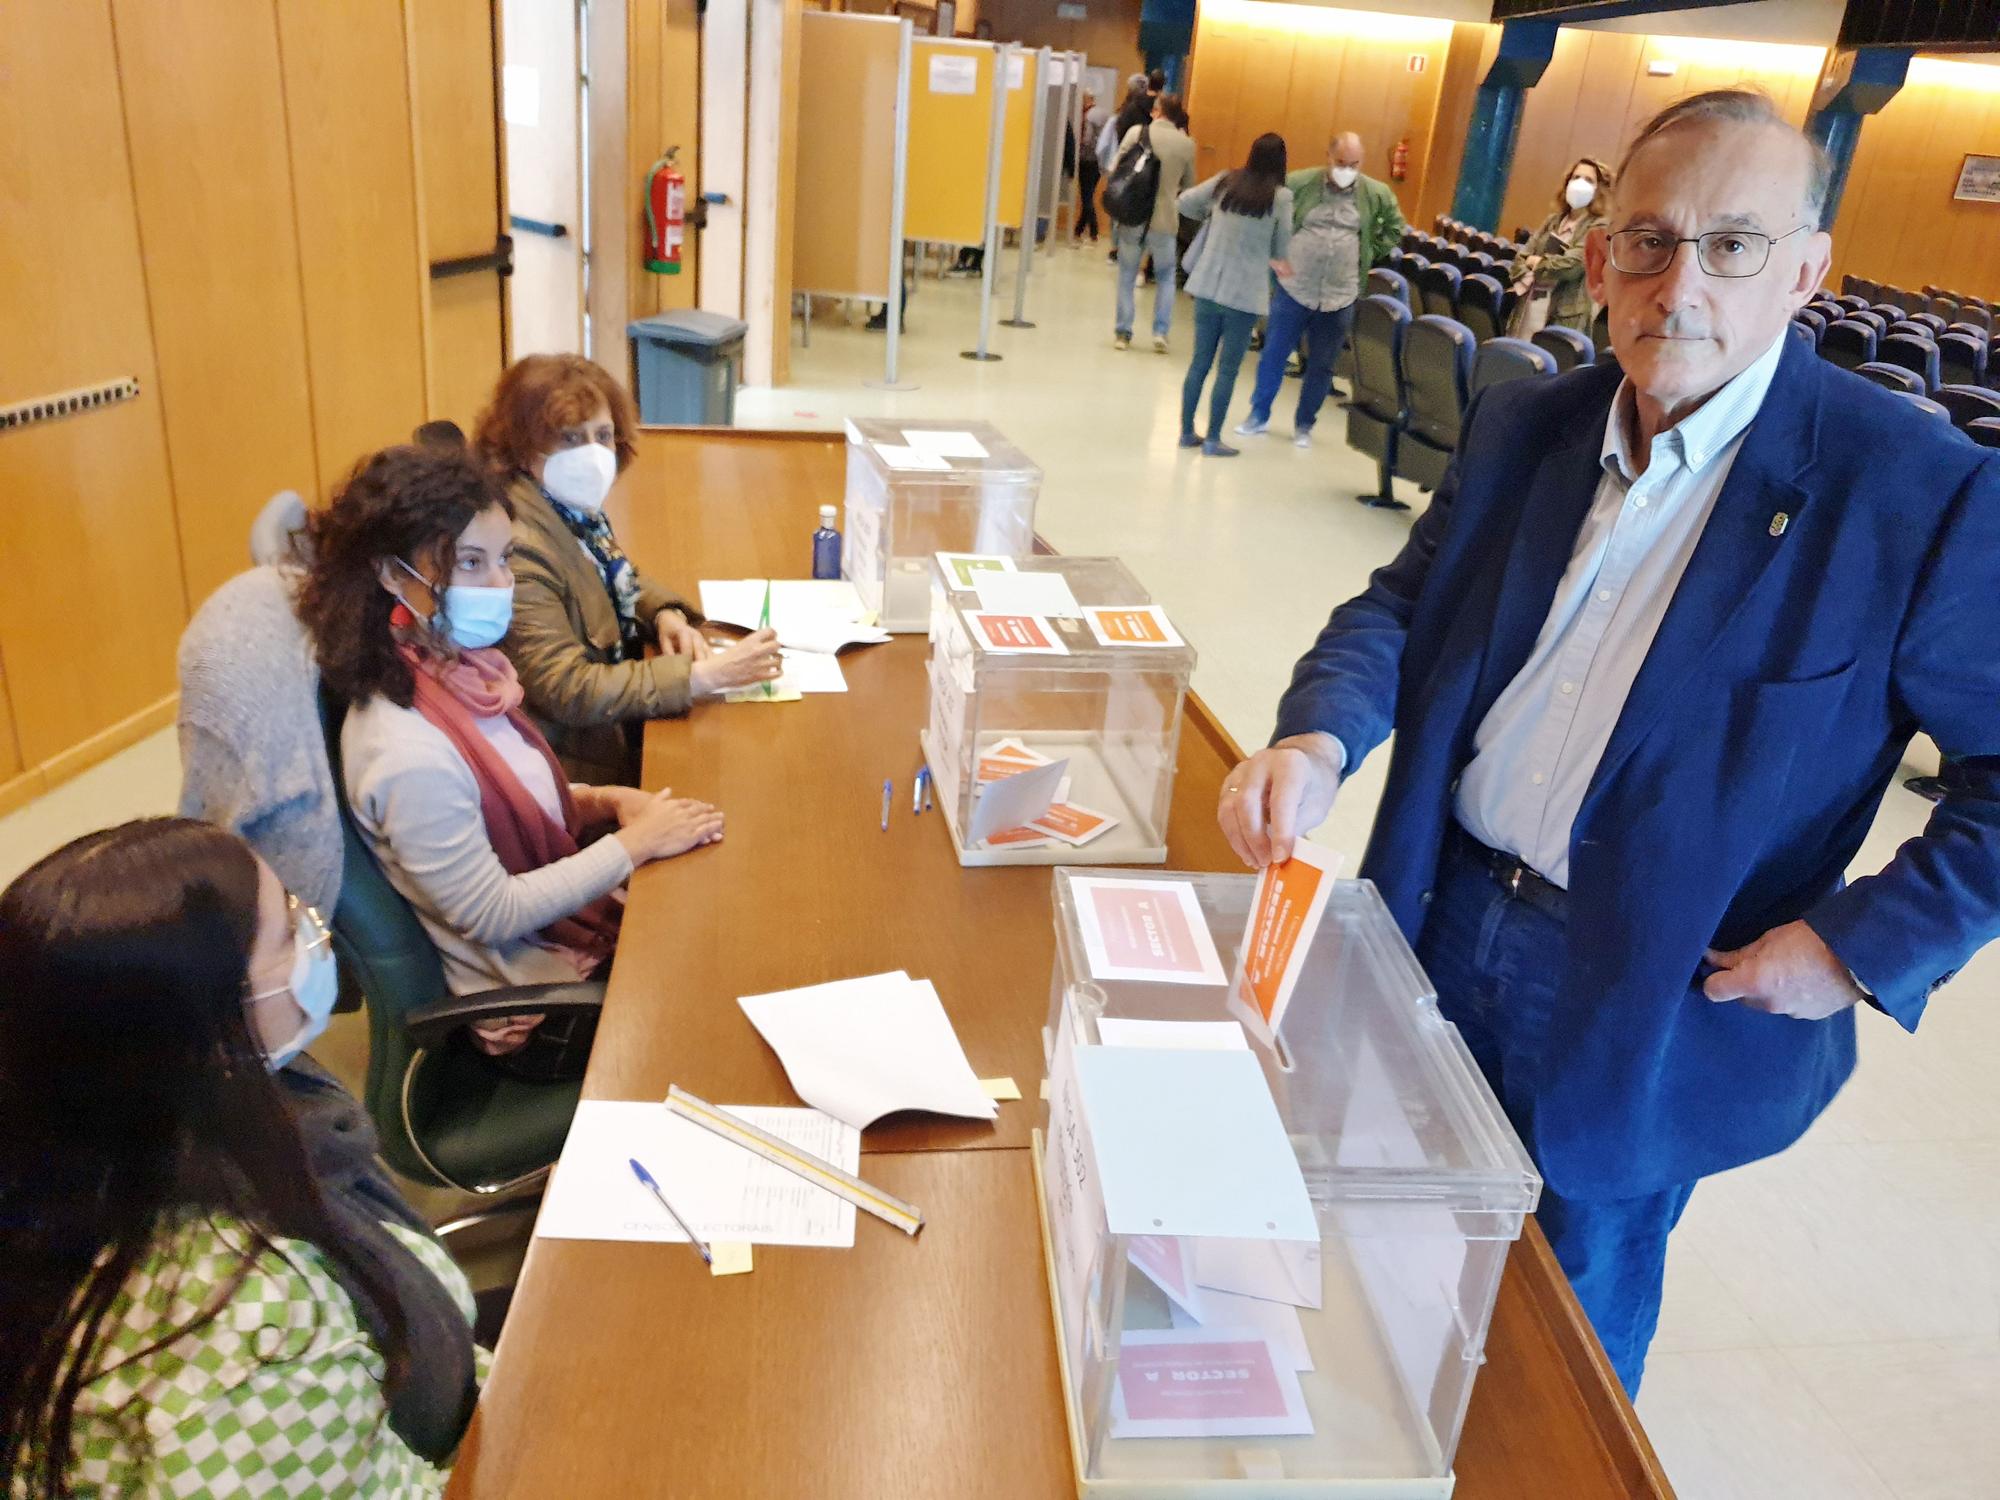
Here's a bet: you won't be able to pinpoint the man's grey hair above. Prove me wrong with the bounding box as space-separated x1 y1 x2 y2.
1618 88 1833 228
1127 72 1148 90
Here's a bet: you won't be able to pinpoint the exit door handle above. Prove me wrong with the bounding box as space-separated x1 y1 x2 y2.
509 215 569 239
430 233 514 280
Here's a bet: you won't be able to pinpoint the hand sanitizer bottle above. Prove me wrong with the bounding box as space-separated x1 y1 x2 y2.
812 504 841 580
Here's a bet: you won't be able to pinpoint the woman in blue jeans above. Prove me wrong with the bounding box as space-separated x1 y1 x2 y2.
1175 135 1293 457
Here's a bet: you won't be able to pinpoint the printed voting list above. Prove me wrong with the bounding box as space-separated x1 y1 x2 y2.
738 971 998 1131
535 1100 858 1247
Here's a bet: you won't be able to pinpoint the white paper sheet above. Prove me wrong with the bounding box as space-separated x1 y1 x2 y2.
972 570 1084 618
935 551 1015 590
1095 1018 1250 1051
928 53 977 94
534 1100 858 1247
1193 1238 1326 1312
872 441 952 472
902 429 989 459
738 971 999 1131
968 755 1068 844
777 648 847 693
697 579 890 654
1170 1289 1315 1372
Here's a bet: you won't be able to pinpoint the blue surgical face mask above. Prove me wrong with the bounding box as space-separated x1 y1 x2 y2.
251 912 338 1071
395 557 514 650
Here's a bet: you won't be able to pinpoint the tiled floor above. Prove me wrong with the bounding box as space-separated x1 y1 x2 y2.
4 240 1991 1498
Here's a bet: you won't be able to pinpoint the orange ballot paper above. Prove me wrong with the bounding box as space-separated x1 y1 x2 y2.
1231 838 1344 1040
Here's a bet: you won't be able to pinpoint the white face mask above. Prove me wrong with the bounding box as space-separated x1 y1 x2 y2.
1564 176 1597 211
1329 166 1359 190
542 443 617 514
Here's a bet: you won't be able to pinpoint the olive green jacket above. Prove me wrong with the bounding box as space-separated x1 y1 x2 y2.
1284 168 1405 275
502 472 699 786
1515 206 1609 330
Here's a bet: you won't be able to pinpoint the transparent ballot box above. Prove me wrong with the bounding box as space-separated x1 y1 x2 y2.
1037 869 1541 1497
921 559 1194 868
842 417 1041 632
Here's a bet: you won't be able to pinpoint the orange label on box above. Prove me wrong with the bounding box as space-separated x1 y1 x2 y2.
1084 605 1183 649
1233 839 1342 1033
968 612 1067 654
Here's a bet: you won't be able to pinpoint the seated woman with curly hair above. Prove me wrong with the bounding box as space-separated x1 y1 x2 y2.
297 444 723 1078
473 354 782 784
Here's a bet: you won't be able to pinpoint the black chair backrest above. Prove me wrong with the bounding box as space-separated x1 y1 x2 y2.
1589 305 1611 353
1794 308 1827 343
1933 383 2000 431
1937 333 1989 386
1854 361 1925 395
1820 318 1879 369
1835 294 1869 313
1467 251 1496 274
1878 332 1941 389
1909 311 1947 336
1968 417 2000 449
1531 325 1595 372
1366 266 1411 308
1350 294 1412 425
1849 309 1888 336
1954 305 1993 332
1402 252 1431 277
1472 336 1555 395
1929 296 1960 323
1400 315 1477 449
1893 392 1950 421
1417 262 1462 321
1868 303 1904 325
1886 320 1932 341
1456 272 1506 342
1948 319 1991 343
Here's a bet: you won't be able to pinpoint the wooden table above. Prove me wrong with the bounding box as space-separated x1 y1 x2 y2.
447 429 1674 1500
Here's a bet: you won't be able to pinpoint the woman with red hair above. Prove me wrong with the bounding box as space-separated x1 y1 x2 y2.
474 355 781 784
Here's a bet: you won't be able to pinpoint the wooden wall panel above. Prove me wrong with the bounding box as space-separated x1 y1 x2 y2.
277 0 431 493
1413 23 1498 232
792 13 900 298
0 644 22 785
110 0 318 608
977 0 1141 77
0 0 186 769
1831 62 2000 301
410 0 507 430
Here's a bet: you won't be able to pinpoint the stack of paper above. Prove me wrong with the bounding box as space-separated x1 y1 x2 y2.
534 1099 860 1247
969 739 1120 850
738 971 999 1131
698 579 891 654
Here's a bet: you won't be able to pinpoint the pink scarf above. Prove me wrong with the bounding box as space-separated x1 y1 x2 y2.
395 629 620 973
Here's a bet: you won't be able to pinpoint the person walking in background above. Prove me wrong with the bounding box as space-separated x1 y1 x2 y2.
1110 94 1197 352
1508 157 1614 338
1239 131 1406 447
1076 91 1104 243
1176 133 1293 456
1102 75 1153 264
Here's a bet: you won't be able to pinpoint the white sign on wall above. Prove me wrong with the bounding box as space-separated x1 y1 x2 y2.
929 53 978 95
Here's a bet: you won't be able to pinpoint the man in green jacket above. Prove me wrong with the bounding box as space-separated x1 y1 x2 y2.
1237 132 1406 446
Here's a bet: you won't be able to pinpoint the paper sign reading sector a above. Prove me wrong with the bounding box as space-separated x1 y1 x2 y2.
928 52 977 94
1232 838 1343 1037
967 611 1068 655
1109 1328 1314 1439
1070 876 1227 986
1084 604 1183 649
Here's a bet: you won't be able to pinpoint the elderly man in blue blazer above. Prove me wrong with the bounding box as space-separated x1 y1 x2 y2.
1218 89 2000 1395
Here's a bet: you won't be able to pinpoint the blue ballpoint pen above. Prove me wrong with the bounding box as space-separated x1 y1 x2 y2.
880 777 892 832
628 1157 712 1266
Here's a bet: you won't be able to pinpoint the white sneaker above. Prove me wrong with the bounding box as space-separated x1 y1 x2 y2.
1293 428 1313 448
1152 335 1170 354
1235 417 1268 436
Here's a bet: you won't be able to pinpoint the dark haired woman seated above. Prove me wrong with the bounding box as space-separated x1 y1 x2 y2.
0 820 480 1496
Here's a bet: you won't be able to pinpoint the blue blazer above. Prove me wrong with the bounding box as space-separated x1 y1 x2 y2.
1274 334 2000 1199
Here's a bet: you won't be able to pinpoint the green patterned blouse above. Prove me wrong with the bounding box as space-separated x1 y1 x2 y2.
47 1212 485 1498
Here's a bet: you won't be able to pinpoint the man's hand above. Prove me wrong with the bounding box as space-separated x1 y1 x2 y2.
1703 921 1866 1021
1217 733 1343 868
655 608 711 660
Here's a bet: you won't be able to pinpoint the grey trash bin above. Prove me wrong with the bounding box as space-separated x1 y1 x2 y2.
628 310 748 426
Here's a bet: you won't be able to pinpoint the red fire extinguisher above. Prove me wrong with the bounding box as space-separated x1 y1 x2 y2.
1389 137 1410 183
645 147 686 275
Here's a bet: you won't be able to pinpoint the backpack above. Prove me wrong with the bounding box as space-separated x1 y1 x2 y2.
1102 124 1161 229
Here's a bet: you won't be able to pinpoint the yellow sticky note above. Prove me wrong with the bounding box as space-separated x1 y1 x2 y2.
710 1242 753 1277
980 1076 1022 1101
723 685 803 704
1039 1077 1050 1101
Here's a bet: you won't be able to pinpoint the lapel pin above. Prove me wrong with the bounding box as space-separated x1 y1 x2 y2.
1768 512 1790 537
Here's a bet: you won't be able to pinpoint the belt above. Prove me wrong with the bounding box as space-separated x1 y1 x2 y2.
1447 824 1569 924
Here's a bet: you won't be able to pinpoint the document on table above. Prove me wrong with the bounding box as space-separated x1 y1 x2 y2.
534 1099 858 1247
738 970 999 1130
972 569 1083 618
776 648 847 693
697 579 891 654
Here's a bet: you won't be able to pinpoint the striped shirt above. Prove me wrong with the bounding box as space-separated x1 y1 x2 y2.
1456 331 1789 887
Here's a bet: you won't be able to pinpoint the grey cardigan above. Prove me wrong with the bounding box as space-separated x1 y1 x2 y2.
177 566 344 914
1177 177 1293 316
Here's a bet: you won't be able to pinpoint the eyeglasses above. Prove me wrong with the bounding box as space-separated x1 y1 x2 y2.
244 894 332 1001
1607 225 1808 279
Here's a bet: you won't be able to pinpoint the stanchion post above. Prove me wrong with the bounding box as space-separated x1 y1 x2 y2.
1001 47 1049 330
962 42 1013 362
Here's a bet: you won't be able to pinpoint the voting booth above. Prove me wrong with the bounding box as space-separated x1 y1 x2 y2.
921 557 1193 868
843 417 1042 632
1037 869 1541 1497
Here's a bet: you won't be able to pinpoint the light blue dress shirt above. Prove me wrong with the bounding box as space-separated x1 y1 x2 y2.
1455 331 1789 888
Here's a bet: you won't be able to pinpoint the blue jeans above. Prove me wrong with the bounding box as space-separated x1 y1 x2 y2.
1249 284 1356 432
1414 834 1697 1397
1181 299 1259 442
1115 225 1179 338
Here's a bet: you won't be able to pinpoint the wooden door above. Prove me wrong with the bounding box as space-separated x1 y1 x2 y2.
505 0 586 355
412 0 512 431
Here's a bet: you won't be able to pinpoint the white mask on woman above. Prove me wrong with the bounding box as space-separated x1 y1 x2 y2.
1564 176 1597 211
542 443 617 514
